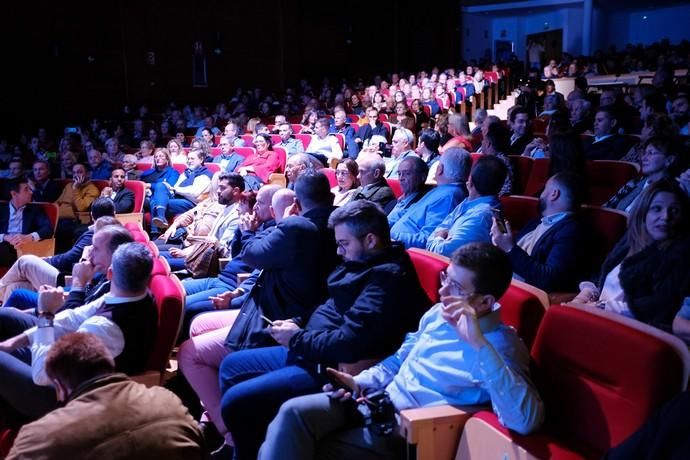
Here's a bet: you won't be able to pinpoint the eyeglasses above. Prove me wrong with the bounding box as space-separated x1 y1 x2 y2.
440 270 473 298
335 170 351 176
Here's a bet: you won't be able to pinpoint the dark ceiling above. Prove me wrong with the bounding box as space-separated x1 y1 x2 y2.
461 0 690 10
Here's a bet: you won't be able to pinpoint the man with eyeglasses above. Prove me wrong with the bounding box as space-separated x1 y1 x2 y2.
213 135 246 173
216 200 430 460
384 127 416 179
259 242 544 460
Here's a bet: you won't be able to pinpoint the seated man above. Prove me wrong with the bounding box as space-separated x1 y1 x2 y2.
583 106 633 160
260 242 544 460
491 172 590 292
214 135 246 173
7 332 204 459
350 153 396 212
28 160 61 203
426 156 507 256
216 200 431 460
0 179 53 266
386 157 429 227
87 149 113 180
329 109 359 159
507 106 534 156
391 148 470 248
0 199 116 302
55 163 100 251
384 127 416 179
0 242 157 423
99 168 135 213
276 122 306 158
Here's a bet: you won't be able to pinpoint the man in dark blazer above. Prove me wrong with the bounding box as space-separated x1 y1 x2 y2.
491 172 589 292
0 179 53 265
99 168 135 213
29 160 61 203
507 106 534 156
583 106 634 161
349 152 396 213
355 106 388 148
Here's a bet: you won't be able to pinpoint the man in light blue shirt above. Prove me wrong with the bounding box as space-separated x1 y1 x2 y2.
386 158 428 228
426 156 507 257
259 242 544 460
391 148 471 248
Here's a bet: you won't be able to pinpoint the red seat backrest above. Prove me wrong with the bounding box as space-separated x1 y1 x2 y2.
530 306 687 456
241 134 254 146
294 134 312 150
497 283 545 350
580 204 628 268
386 178 403 198
209 147 221 157
151 255 171 276
321 168 338 188
29 202 59 234
145 274 184 373
233 147 256 159
508 155 533 195
523 158 551 197
499 195 540 236
123 180 145 213
273 147 287 173
290 124 303 134
172 163 186 175
206 163 221 174
586 160 639 205
407 248 448 304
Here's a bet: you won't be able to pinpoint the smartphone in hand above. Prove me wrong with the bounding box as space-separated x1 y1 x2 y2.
491 208 508 234
326 367 356 392
260 314 275 326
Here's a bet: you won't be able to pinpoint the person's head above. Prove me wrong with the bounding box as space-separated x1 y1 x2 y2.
335 158 359 191
277 123 293 142
32 160 50 182
671 93 689 120
436 147 471 185
285 153 313 184
175 132 186 145
398 156 428 195
416 129 440 157
8 159 23 179
356 153 386 186
216 173 245 205
392 127 414 158
201 128 214 146
474 109 487 127
548 132 587 177
253 184 281 223
274 114 287 126
294 172 334 212
627 179 690 253
366 106 379 121
271 188 295 223
90 197 116 221
641 92 667 120
8 179 33 208
599 89 617 108
468 156 507 198
46 333 116 401
110 168 126 192
87 149 104 169
441 242 512 316
109 242 153 295
640 136 678 180
72 163 88 180
481 122 510 155
122 154 138 172
328 200 390 262
569 98 591 123
139 140 154 158
593 106 618 137
447 113 470 137
105 138 120 156
253 133 273 153
153 148 171 169
89 225 134 273
539 172 583 216
509 106 530 137
166 138 184 156
481 115 500 136
186 149 205 169
224 121 241 139
219 136 234 155
315 118 330 139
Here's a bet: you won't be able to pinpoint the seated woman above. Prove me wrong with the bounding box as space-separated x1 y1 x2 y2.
150 149 212 232
308 118 343 162
237 133 280 183
621 113 677 164
331 159 359 206
567 179 690 332
411 99 430 132
140 148 180 199
190 137 212 163
135 139 155 163
440 113 473 152
605 136 679 212
300 110 319 134
167 138 188 164
416 129 441 182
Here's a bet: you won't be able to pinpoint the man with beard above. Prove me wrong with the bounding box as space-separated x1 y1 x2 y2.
490 172 589 292
99 168 135 213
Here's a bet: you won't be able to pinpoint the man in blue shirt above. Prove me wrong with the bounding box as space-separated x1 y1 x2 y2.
426 156 507 257
391 148 471 248
259 242 544 460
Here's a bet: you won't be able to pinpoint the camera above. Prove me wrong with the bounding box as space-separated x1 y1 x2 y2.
359 388 397 436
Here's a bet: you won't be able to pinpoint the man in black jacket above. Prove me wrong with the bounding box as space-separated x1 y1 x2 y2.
100 168 135 213
217 200 431 460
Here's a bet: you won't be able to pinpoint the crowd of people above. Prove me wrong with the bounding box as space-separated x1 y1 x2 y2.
0 37 689 459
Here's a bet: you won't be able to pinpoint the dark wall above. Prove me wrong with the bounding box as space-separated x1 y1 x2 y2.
1 0 460 136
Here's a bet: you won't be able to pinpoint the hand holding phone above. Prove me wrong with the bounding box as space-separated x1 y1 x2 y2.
260 314 274 326
491 208 508 234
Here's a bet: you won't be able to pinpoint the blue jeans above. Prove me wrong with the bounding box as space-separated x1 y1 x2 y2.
160 251 187 272
0 308 56 422
4 289 39 311
219 346 327 460
179 277 235 341
150 182 196 232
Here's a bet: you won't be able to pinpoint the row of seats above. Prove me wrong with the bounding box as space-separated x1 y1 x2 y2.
401 248 690 460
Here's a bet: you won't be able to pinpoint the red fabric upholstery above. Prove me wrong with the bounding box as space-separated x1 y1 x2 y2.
321 168 338 188
0 428 18 458
151 256 172 278
525 306 685 458
122 180 145 213
290 124 303 134
270 134 281 146
523 158 550 197
585 160 639 206
241 134 254 146
273 147 287 173
470 152 481 165
580 205 628 269
124 222 144 233
387 179 403 199
233 147 255 159
29 202 59 234
294 134 312 150
172 163 186 175
144 274 184 374
407 248 448 304
499 195 539 237
497 284 545 350
508 155 533 195
206 163 221 174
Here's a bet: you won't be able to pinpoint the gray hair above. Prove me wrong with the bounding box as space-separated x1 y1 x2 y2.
393 127 414 145
440 147 471 183
358 152 386 176
111 243 153 293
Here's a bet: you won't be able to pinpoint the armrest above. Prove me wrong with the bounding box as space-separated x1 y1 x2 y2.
548 292 577 305
17 239 56 258
218 257 231 271
268 173 286 187
400 405 482 460
237 272 251 284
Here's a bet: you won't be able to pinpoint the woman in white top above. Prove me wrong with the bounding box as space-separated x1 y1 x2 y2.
331 159 359 206
167 138 188 164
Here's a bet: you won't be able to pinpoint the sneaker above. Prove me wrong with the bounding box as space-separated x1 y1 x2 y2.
152 216 169 229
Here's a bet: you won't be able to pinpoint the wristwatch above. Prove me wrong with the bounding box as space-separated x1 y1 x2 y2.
37 311 55 328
